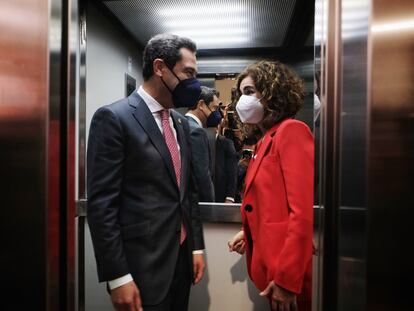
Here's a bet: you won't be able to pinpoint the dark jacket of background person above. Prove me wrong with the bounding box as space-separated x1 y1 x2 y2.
87 92 205 305
235 155 248 203
185 115 215 202
213 134 238 202
242 119 314 304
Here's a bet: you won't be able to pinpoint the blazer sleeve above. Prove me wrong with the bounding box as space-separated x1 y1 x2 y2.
86 106 130 282
273 121 314 294
188 127 215 202
224 138 238 199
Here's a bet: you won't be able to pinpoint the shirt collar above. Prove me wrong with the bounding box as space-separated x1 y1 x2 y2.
137 86 165 114
185 112 203 128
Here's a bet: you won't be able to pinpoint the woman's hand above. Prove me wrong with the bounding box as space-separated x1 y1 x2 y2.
228 230 246 254
260 281 297 311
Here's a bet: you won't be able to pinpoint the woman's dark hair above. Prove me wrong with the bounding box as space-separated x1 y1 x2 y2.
142 34 196 81
235 60 304 138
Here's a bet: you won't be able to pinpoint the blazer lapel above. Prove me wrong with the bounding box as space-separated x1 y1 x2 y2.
171 111 188 201
244 122 283 194
244 136 272 194
129 92 178 190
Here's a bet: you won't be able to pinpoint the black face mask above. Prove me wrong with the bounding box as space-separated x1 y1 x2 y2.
205 107 223 128
161 65 201 108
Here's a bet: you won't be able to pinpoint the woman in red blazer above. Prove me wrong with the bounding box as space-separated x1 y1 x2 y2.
229 61 314 311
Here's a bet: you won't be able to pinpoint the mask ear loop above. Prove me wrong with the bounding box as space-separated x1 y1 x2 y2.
160 61 181 94
160 76 173 94
166 64 182 82
200 101 210 118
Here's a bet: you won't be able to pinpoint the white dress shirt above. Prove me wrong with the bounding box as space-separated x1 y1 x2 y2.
185 112 203 128
138 86 181 157
108 87 204 290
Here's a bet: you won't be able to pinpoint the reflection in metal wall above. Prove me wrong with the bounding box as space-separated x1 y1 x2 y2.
0 0 50 308
368 0 414 309
312 1 323 309
1 0 58 309
77 2 87 310
316 0 414 310
337 0 370 310
0 0 78 309
316 0 343 309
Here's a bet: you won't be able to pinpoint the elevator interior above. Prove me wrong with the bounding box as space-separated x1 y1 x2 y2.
79 1 314 310
1 0 414 310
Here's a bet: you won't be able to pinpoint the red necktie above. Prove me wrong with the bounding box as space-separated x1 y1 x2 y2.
159 110 186 244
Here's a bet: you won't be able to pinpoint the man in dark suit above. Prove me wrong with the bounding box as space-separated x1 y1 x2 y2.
213 134 238 203
87 34 205 311
185 86 222 202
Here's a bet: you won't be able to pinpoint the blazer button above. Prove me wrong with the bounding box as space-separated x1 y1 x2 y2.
244 204 253 212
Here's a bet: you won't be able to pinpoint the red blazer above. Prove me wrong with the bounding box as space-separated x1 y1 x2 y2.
241 119 314 301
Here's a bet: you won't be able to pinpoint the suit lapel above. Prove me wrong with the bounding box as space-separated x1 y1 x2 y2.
129 92 178 190
171 111 188 201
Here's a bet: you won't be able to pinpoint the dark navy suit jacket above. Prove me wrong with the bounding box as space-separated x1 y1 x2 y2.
185 115 215 202
87 92 205 305
213 135 238 202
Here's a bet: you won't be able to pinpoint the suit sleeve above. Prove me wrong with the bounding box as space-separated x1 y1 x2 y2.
273 122 314 294
224 138 238 199
86 107 130 282
188 128 215 202
189 167 205 250
183 122 205 251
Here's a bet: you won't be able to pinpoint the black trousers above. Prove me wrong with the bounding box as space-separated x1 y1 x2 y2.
143 241 192 311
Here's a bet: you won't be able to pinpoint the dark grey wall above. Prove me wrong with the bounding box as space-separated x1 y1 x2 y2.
85 0 143 141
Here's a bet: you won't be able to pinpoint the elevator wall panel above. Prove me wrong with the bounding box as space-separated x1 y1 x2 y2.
337 1 370 310
0 0 55 309
368 0 414 310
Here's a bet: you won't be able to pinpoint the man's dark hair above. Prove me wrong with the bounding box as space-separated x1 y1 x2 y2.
188 86 216 110
142 34 197 81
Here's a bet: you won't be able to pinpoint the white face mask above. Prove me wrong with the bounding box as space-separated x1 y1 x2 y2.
236 94 264 124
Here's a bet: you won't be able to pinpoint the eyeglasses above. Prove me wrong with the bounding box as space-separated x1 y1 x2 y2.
206 104 221 113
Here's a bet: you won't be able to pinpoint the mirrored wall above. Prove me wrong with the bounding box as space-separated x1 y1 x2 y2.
77 1 315 310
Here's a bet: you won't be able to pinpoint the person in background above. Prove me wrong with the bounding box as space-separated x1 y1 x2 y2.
228 60 314 311
235 138 256 203
87 34 205 311
185 86 223 202
210 100 238 203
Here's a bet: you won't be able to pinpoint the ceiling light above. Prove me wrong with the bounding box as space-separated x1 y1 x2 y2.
172 28 249 37
159 4 245 17
192 36 249 46
164 18 247 29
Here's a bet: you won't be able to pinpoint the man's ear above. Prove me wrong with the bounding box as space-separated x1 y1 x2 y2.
197 99 205 109
153 58 164 77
